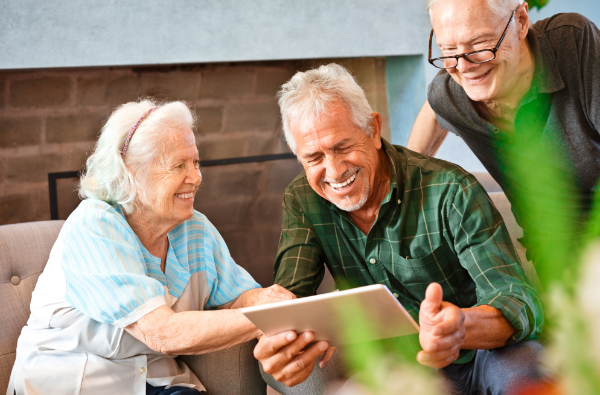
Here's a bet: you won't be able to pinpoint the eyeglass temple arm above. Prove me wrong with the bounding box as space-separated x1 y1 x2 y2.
428 29 434 62
494 10 517 52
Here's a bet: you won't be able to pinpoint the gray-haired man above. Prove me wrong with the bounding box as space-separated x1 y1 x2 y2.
408 0 600 263
254 63 544 395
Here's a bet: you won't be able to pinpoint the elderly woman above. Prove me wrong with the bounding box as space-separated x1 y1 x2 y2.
7 100 293 395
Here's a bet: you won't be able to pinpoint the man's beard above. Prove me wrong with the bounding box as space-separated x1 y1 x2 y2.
321 168 370 212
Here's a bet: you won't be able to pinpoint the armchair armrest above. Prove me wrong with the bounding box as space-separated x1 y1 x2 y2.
178 339 266 395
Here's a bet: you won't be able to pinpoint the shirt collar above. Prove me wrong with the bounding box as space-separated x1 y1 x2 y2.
382 138 403 196
525 28 565 96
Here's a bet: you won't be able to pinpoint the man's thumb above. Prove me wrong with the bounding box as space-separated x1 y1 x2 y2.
421 283 443 314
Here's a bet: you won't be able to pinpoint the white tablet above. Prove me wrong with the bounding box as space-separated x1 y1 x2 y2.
241 284 420 346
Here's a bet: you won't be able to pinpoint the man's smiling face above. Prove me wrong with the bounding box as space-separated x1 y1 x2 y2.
291 103 382 212
431 0 526 103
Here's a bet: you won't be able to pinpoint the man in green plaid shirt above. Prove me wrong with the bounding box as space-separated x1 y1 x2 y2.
254 64 544 394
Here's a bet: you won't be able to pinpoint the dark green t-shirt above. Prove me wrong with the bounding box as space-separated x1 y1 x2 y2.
428 13 600 262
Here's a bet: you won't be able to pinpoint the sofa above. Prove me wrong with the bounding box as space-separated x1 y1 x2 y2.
0 220 266 395
0 176 539 395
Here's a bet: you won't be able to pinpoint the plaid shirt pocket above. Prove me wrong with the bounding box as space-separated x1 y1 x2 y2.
393 242 467 304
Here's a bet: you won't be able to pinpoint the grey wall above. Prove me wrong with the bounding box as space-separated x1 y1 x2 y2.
1 0 431 70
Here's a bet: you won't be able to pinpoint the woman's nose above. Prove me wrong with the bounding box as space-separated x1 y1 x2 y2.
189 168 202 186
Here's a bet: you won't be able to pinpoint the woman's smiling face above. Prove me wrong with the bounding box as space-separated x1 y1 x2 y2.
137 126 202 227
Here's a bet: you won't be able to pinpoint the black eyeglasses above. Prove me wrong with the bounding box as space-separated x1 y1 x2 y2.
428 8 518 69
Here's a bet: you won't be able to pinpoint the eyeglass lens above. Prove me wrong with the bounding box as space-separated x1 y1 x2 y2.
431 50 496 69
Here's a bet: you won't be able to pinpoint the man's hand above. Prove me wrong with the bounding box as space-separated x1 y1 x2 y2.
417 283 466 369
254 331 336 387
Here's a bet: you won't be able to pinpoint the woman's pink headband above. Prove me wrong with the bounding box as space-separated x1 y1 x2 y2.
121 107 159 158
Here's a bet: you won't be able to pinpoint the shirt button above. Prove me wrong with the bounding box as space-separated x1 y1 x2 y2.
140 367 147 374
393 293 399 298
369 258 376 264
493 128 500 134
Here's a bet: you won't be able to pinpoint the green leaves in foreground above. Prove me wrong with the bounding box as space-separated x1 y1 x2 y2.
494 90 600 393
527 0 550 10
335 299 443 395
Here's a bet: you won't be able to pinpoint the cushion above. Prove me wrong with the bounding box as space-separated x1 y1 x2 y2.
0 220 64 393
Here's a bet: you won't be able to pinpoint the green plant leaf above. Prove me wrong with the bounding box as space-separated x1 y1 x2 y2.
527 0 550 10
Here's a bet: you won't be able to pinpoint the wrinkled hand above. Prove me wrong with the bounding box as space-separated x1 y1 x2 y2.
417 283 465 369
254 331 336 387
242 285 297 308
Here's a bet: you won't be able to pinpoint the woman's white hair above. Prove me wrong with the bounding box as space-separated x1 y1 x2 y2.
79 99 195 214
278 63 373 155
427 0 523 21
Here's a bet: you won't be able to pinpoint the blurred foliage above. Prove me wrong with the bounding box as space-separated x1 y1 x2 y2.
336 298 442 394
527 0 550 10
474 84 599 393
335 62 600 394
546 286 600 395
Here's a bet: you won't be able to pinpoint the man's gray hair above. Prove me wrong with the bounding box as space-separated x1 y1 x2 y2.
427 0 523 21
278 63 373 155
79 99 195 213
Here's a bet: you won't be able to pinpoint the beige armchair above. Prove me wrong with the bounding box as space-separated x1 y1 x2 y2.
0 220 266 395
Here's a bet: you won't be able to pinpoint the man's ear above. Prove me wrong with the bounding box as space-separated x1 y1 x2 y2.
516 2 530 40
370 112 383 149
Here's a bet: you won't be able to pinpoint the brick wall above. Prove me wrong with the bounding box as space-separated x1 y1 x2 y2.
0 58 389 285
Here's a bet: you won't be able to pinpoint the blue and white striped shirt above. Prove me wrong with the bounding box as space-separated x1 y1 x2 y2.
60 199 260 327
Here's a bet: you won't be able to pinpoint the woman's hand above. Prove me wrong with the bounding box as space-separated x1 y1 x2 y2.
239 285 297 308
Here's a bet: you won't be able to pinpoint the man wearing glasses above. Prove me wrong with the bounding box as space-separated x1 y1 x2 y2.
408 0 600 264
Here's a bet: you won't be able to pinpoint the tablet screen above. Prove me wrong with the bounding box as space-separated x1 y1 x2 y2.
242 284 419 346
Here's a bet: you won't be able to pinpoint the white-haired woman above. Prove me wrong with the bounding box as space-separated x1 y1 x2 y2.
7 99 294 395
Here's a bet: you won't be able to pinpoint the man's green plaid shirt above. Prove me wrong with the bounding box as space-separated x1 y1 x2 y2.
274 139 543 363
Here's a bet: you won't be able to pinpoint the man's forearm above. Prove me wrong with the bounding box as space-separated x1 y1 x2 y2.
407 100 449 156
462 305 516 349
